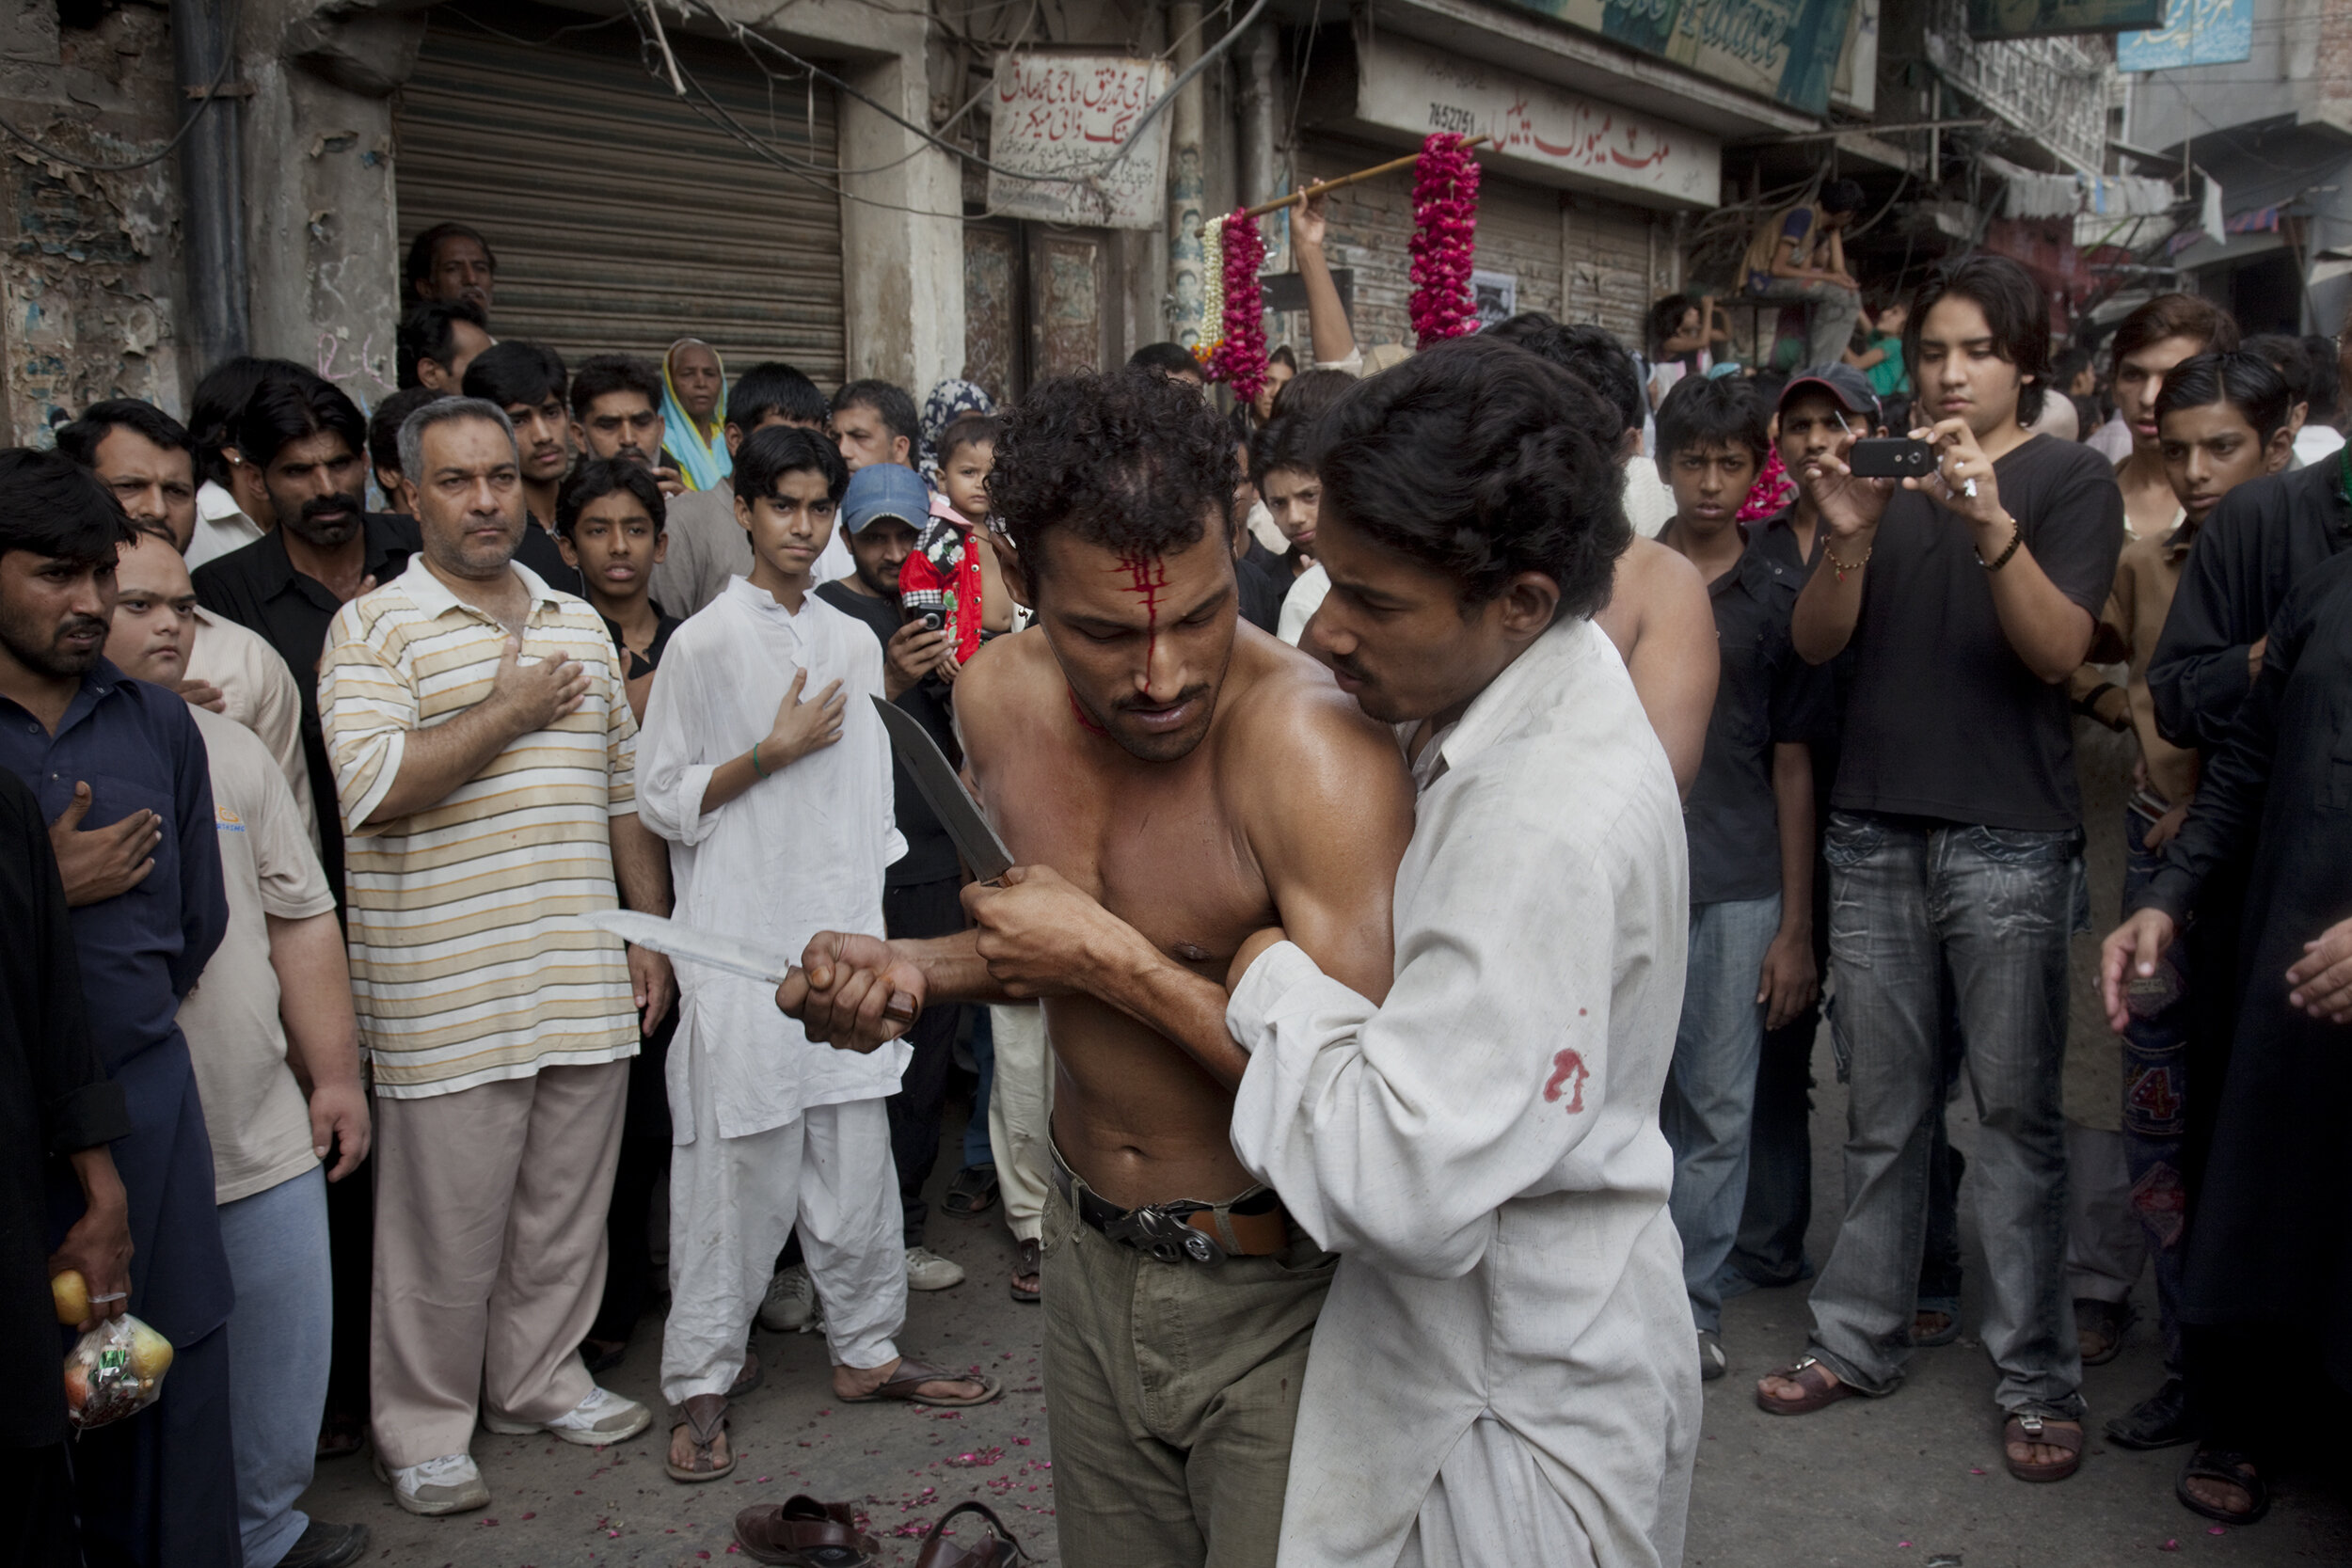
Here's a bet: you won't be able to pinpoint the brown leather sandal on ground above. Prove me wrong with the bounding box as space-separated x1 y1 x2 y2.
734 1495 881 1566
730 1343 764 1398
914 1501 1028 1567
1009 1238 1041 1305
839 1357 1001 1410
2004 1412 2085 1483
1756 1356 1857 1417
666 1394 734 1483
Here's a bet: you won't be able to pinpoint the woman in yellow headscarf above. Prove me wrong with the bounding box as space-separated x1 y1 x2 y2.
660 337 729 491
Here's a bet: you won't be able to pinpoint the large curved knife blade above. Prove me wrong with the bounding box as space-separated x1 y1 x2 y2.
870 696 1013 881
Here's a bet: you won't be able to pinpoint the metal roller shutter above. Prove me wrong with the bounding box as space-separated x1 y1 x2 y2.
1560 196 1657 346
394 6 845 382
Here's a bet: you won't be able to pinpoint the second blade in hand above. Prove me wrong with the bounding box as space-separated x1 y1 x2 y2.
869 695 1014 880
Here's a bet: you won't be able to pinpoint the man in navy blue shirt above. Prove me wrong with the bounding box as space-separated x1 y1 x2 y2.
0 449 234 1565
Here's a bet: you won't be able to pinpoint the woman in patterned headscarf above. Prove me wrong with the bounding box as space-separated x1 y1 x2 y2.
660 338 729 492
918 377 995 483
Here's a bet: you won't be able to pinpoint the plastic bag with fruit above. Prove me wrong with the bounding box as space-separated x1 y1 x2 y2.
63 1313 174 1431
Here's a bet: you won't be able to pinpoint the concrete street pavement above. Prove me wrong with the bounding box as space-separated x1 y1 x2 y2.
301 1037 2352 1565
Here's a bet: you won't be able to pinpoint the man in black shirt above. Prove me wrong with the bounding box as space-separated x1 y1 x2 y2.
553 460 683 1373
1650 375 1829 1385
1757 257 2125 1485
815 465 971 1293
191 370 419 1458
190 369 421 904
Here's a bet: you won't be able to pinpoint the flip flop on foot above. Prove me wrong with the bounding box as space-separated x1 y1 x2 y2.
837 1356 1001 1409
1756 1356 1854 1416
1009 1238 1041 1305
2004 1412 2084 1482
2177 1446 2269 1525
668 1394 734 1483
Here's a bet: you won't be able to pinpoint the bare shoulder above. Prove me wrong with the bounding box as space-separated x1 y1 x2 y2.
1216 626 1410 802
953 626 1057 759
1599 534 1706 656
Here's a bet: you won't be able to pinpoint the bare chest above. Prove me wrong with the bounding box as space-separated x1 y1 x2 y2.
982 747 1272 970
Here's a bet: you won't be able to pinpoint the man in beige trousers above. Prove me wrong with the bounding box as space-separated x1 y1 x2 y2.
319 398 675 1516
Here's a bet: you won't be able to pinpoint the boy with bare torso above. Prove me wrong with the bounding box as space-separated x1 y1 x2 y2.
781 368 1413 1567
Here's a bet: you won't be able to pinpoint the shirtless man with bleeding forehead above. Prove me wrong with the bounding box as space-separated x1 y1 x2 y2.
780 367 1413 1568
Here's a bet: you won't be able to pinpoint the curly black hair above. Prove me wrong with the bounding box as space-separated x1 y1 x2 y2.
988 369 1236 581
1318 336 1629 618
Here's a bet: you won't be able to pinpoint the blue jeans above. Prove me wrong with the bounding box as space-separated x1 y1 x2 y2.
2121 800 2192 1372
218 1165 331 1567
1664 894 1782 1335
1806 812 2085 1418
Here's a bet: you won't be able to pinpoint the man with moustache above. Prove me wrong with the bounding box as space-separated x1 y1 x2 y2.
816 466 974 1294
781 367 1415 1568
194 372 421 902
56 402 313 827
318 398 672 1514
405 222 495 312
0 449 235 1564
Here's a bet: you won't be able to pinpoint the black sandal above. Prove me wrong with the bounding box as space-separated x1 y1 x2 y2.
943 1164 999 1218
2176 1446 2269 1526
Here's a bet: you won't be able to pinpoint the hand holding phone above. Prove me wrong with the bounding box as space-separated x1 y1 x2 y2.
1847 438 1933 479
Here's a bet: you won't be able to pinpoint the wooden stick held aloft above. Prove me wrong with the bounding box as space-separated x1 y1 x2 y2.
1218 134 1495 227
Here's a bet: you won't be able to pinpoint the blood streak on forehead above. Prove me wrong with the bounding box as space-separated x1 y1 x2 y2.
1117 551 1170 661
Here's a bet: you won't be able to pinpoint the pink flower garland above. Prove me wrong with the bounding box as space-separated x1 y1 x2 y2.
1203 212 1268 404
1738 445 1797 521
1410 134 1481 344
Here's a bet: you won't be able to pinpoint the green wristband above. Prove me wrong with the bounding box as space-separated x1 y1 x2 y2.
751 740 771 780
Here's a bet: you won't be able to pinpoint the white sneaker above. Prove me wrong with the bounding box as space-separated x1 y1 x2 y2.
758 1262 820 1332
380 1451 489 1516
906 1244 966 1291
482 1386 650 1446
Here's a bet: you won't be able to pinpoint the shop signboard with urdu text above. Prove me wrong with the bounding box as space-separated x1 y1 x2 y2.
1488 0 1856 117
1356 39 1722 208
986 55 1172 230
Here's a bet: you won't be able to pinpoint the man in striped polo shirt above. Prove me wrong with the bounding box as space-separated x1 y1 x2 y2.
318 398 675 1517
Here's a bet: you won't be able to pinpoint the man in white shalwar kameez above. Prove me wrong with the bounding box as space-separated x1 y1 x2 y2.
632 429 996 1481
1222 339 1701 1567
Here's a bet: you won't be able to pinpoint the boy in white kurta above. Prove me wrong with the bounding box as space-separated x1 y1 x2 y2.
1223 338 1701 1567
635 429 996 1481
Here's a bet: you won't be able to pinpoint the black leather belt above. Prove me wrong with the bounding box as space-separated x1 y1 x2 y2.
1049 1143 1288 1265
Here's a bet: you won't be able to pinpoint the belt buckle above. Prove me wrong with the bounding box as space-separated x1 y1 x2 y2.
1106 1203 1225 1266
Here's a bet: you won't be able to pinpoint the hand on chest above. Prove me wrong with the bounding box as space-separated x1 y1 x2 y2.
994 771 1272 969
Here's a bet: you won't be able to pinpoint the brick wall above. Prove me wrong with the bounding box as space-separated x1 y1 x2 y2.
1293 135 1649 353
